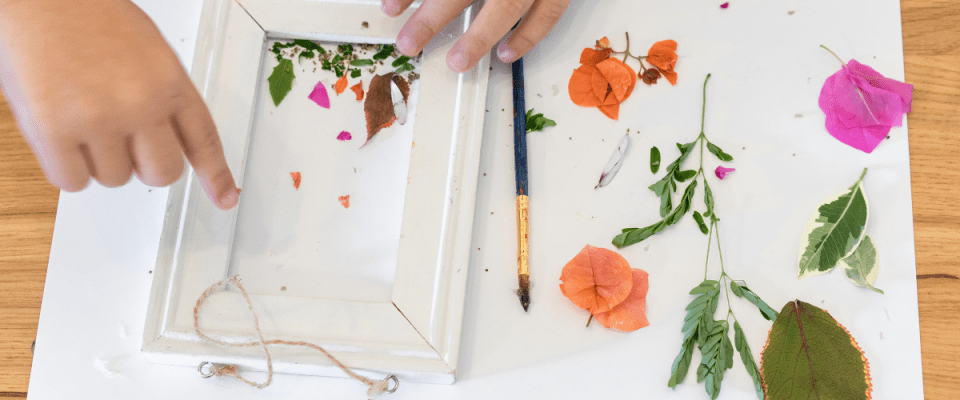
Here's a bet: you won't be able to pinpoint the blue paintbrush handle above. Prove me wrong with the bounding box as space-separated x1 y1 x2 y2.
512 58 527 196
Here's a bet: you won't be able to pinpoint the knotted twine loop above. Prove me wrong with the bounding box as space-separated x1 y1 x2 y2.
193 275 399 397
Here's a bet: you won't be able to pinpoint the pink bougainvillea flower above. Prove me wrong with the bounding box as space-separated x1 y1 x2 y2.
715 166 735 179
818 48 914 153
337 131 352 141
720 2 729 8
308 80 330 109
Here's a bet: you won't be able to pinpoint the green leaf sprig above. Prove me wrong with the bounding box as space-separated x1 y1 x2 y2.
525 109 557 133
609 74 778 400
614 74 733 248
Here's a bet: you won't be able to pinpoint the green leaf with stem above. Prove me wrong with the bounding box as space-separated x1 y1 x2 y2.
707 142 734 162
734 321 764 399
693 211 709 234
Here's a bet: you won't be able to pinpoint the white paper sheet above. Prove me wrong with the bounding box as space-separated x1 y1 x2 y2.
28 0 923 398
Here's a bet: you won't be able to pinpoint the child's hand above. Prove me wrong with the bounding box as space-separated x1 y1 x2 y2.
383 0 571 72
0 0 240 209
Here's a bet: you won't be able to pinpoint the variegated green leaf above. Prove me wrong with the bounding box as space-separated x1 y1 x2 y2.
798 168 869 279
840 235 883 294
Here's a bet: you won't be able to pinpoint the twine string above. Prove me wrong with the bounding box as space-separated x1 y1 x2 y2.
193 275 398 396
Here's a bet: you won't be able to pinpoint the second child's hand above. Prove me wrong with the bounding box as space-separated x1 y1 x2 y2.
382 0 572 72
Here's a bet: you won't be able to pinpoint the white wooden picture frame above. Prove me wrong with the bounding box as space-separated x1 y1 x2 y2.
142 0 489 384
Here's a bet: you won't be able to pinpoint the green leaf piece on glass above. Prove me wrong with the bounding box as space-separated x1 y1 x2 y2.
798 168 869 279
372 45 394 60
760 300 872 400
706 142 733 161
350 68 362 78
840 235 884 294
734 321 764 399
392 55 411 67
351 58 375 66
395 63 415 73
651 146 661 173
693 211 708 234
267 59 295 107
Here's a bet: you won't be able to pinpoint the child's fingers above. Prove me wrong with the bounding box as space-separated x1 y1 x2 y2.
173 90 239 210
395 0 475 57
496 0 570 63
381 0 415 17
33 140 92 192
132 121 185 187
85 136 135 188
445 0 535 72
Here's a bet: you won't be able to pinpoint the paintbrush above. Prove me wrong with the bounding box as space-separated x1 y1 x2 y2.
512 57 530 311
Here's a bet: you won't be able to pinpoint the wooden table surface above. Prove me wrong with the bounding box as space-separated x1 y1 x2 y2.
1 2 958 397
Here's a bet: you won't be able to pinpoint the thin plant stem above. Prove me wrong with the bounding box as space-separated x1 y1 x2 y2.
820 45 847 67
704 219 715 280
586 314 593 327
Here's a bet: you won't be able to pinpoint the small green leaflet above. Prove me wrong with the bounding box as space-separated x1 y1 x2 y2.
614 180 697 248
525 109 556 133
703 180 715 218
392 55 411 67
651 147 661 173
268 59 295 107
338 43 353 54
729 281 778 321
760 301 872 400
351 58 375 66
798 168 869 279
706 142 733 161
840 235 883 294
372 45 394 60
733 321 763 399
394 63 416 73
350 68 362 78
693 211 708 234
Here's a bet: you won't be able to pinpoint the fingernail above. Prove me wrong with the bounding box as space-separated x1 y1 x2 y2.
219 188 240 209
497 39 517 62
397 35 417 55
447 51 469 72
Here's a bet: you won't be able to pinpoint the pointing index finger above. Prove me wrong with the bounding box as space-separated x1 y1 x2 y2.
173 89 240 210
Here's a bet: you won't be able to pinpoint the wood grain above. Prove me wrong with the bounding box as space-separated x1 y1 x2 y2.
1 0 958 396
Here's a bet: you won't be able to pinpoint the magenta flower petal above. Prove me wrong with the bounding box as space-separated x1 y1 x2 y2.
337 131 352 141
309 80 330 109
715 166 735 180
720 2 729 8
818 58 914 153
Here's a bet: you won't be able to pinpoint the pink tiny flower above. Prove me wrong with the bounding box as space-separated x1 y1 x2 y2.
720 2 729 8
337 131 352 141
715 166 735 180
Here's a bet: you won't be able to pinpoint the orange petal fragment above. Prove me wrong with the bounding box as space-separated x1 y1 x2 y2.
647 40 678 72
593 269 650 332
338 195 350 208
596 36 610 49
350 81 364 100
596 58 636 103
559 245 633 314
569 64 605 107
598 103 620 120
290 172 301 189
661 69 678 85
579 47 613 66
334 74 348 95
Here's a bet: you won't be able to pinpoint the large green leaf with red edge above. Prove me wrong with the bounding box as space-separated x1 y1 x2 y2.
760 301 872 400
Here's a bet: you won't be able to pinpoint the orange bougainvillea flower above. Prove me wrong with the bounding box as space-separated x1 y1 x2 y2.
647 40 679 85
334 74 348 95
350 81 364 101
569 48 636 120
560 245 633 314
290 172 301 189
593 269 650 332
